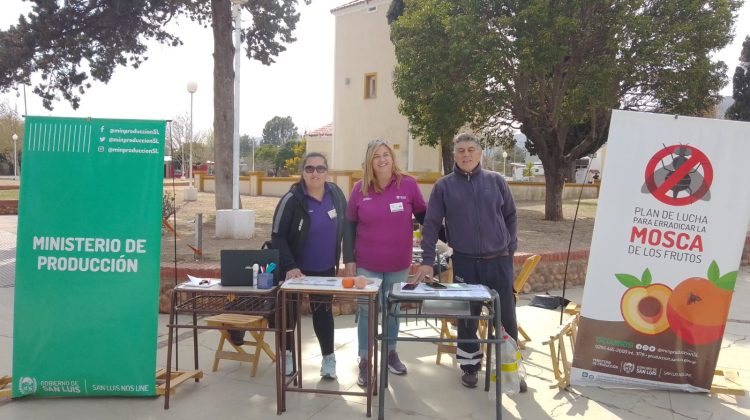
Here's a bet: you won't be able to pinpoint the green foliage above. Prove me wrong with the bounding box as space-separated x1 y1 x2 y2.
725 36 750 121
240 134 257 157
615 268 652 289
162 191 177 220
0 0 310 211
275 140 298 175
261 116 299 147
284 139 306 174
391 0 739 220
0 1 307 110
523 162 533 177
390 0 489 172
0 100 23 172
255 144 279 174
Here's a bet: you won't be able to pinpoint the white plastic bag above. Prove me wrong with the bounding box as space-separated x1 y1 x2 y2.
489 328 520 398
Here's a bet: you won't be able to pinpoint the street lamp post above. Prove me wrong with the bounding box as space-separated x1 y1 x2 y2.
502 150 508 177
187 81 197 186
12 134 18 180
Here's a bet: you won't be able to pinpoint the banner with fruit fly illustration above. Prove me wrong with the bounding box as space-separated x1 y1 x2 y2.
571 110 750 392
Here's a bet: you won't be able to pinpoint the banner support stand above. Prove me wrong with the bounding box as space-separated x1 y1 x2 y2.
0 375 11 398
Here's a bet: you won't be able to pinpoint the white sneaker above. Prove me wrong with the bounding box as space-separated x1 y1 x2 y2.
285 350 293 376
320 354 337 380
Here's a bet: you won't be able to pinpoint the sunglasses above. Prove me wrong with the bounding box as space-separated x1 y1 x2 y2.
304 165 328 174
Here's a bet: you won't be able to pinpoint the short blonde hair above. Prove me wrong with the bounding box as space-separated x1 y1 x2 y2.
360 139 403 196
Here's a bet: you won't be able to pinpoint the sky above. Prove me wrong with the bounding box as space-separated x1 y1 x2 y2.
1 1 749 139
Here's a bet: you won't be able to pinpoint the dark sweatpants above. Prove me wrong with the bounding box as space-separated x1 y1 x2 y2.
452 254 516 374
303 267 336 356
231 267 336 356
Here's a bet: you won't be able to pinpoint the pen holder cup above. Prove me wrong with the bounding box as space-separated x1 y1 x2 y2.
258 273 274 289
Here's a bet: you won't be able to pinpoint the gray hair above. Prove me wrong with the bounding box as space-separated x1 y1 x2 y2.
452 133 481 151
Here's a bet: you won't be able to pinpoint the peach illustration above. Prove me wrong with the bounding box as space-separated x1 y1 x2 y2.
616 268 672 335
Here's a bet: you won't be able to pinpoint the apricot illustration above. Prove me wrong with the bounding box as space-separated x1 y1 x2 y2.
666 261 736 345
616 268 672 335
620 284 672 335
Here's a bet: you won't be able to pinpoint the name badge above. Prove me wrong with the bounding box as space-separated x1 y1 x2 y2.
328 209 337 219
389 202 404 213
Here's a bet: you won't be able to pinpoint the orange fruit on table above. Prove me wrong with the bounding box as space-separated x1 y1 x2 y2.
342 277 354 288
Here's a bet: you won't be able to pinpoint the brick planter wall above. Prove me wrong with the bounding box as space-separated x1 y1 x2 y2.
0 200 18 215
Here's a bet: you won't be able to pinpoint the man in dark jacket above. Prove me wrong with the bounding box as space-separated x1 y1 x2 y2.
415 133 524 391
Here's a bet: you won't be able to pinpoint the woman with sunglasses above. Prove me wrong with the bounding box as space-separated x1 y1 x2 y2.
345 139 427 386
271 152 354 380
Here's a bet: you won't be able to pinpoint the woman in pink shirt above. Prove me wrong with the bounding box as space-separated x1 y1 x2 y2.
345 139 427 387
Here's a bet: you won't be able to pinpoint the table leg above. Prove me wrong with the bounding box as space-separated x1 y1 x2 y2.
494 295 501 420
377 295 389 420
295 294 302 388
164 289 176 409
193 309 199 374
275 290 283 415
280 290 287 413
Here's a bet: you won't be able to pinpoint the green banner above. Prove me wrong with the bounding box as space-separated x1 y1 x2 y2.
12 116 165 397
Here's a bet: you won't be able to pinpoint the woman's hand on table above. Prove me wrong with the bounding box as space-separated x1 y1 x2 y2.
285 269 304 280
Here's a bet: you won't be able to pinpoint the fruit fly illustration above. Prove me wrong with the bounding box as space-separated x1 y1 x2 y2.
641 144 711 201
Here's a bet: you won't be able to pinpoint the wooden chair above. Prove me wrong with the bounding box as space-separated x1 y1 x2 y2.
204 313 276 377
514 254 541 347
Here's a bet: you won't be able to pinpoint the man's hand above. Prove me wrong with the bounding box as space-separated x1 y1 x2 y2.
285 269 304 280
344 262 357 277
413 264 434 284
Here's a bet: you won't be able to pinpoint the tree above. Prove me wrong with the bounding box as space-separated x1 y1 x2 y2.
240 134 256 157
0 0 309 209
725 35 750 121
0 100 23 175
255 144 279 175
389 0 491 173
390 0 738 220
283 139 306 174
166 113 191 172
261 115 299 146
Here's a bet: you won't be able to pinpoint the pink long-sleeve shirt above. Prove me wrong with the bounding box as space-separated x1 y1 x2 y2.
346 175 427 272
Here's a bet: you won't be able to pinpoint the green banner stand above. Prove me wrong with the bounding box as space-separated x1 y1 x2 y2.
12 116 165 397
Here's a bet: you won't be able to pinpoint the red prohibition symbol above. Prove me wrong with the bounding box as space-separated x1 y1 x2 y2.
643 145 713 206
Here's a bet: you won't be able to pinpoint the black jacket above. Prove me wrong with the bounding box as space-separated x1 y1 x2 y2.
271 182 354 275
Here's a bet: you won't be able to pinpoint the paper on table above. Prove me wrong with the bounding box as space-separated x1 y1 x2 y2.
285 277 340 287
437 284 491 299
186 274 220 288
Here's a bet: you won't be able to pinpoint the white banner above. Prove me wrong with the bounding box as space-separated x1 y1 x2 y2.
571 110 750 391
